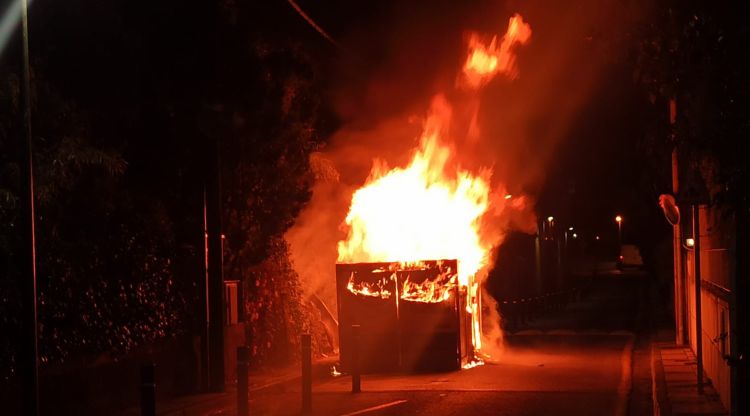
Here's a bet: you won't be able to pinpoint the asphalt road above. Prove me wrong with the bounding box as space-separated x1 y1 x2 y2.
245 271 653 416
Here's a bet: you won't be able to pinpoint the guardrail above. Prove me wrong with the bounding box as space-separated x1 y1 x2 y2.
498 278 592 331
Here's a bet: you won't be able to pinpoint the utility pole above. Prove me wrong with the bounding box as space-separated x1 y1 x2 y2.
693 205 704 394
205 137 225 391
200 188 211 391
18 0 39 414
670 97 686 345
615 215 622 251
534 221 542 295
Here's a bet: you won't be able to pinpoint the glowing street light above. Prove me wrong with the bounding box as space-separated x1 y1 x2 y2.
686 238 695 248
615 215 623 249
564 226 574 246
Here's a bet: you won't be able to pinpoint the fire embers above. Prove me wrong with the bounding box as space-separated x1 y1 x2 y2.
461 13 532 88
337 260 476 373
345 261 457 303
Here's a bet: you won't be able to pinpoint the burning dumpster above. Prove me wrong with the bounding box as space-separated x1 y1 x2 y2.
336 260 477 373
328 14 534 373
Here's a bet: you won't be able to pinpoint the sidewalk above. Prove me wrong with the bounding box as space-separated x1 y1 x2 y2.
116 356 338 416
652 338 728 416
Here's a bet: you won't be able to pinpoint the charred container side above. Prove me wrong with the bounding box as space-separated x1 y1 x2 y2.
336 260 474 373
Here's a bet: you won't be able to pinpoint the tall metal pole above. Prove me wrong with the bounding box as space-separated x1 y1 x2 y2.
670 97 686 345
206 138 225 391
692 205 704 393
200 188 211 391
18 0 39 414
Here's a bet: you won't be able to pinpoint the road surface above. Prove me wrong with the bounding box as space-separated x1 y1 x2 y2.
243 271 654 416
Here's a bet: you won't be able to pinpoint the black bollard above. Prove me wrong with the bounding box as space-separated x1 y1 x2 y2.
351 325 361 393
237 346 249 416
301 334 312 413
141 364 156 416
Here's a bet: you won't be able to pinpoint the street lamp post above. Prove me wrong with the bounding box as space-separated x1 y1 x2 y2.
615 215 623 250
18 1 40 415
546 216 554 240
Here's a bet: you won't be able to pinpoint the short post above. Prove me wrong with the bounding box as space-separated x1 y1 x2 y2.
301 334 312 413
141 364 156 416
237 346 249 416
351 325 361 393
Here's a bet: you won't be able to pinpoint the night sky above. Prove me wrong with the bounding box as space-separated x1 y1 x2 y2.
13 0 669 235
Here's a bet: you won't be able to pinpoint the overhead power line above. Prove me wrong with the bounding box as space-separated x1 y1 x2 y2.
285 0 342 49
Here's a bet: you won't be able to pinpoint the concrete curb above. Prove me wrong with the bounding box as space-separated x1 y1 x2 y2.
653 343 728 416
651 343 671 416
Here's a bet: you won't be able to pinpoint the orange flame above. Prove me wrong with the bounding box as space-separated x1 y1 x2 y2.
344 261 457 304
462 14 532 88
400 267 456 303
346 272 393 299
337 96 491 288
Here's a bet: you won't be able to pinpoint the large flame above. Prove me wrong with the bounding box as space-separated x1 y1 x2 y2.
337 97 491 287
462 14 532 88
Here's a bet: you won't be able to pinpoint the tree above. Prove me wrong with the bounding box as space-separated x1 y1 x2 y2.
207 10 336 363
1 1 336 400
0 66 190 378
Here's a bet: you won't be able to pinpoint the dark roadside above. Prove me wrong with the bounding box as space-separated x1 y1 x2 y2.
115 356 338 416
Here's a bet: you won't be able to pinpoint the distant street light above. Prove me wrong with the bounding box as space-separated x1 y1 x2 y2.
544 216 554 240
615 215 623 250
686 238 695 248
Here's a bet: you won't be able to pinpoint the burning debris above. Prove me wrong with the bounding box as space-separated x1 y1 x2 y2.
462 14 532 88
345 261 458 303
